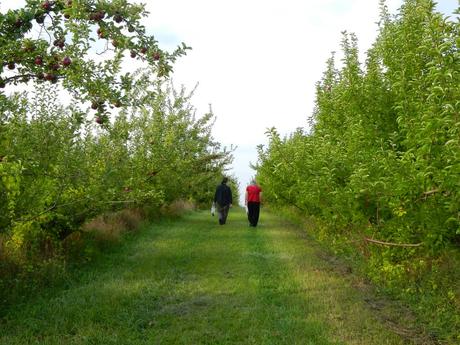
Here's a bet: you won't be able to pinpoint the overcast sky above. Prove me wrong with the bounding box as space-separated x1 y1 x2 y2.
1 0 458 202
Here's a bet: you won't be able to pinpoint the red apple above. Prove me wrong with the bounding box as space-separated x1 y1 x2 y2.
152 52 161 61
44 73 56 82
113 13 123 23
53 38 65 49
42 1 52 12
62 56 71 67
91 10 105 21
35 56 43 65
7 62 15 70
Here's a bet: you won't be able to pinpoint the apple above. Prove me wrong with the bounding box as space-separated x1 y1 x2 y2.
90 10 105 21
95 116 103 124
53 38 65 49
91 101 99 110
44 73 56 82
62 56 71 67
14 18 23 28
42 1 52 12
130 51 136 58
35 14 45 24
7 62 15 70
35 56 43 65
152 52 161 61
113 13 123 23
22 43 35 53
97 28 106 38
140 47 147 54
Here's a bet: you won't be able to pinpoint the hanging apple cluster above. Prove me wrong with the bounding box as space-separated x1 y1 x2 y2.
0 0 190 124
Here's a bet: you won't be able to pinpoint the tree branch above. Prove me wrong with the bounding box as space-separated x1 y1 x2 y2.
364 237 422 247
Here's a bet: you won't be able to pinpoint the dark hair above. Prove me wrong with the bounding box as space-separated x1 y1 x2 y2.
222 177 228 184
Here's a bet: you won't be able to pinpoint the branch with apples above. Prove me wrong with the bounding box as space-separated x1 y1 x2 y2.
0 0 190 124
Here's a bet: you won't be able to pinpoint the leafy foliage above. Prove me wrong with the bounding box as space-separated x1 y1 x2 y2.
0 1 232 257
0 79 232 254
0 2 236 310
256 0 460 341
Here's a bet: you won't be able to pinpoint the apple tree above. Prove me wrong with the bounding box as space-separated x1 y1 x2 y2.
0 0 189 122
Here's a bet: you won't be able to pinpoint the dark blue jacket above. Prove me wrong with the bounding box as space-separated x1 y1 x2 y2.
214 183 232 206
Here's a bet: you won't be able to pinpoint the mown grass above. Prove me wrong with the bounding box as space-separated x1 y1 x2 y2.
0 208 422 344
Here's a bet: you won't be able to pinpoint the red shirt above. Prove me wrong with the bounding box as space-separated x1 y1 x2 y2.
246 185 262 203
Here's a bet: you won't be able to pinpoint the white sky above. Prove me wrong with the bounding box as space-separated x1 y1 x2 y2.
1 0 458 203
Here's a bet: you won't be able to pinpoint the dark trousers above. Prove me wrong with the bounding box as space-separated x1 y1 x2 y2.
217 204 230 225
247 202 260 226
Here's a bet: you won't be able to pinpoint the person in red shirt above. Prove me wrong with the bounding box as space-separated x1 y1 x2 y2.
245 179 262 227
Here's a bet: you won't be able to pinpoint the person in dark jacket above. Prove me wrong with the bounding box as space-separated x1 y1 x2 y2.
214 177 233 225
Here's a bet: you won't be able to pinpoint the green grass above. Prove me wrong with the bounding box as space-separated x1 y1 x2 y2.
0 209 420 344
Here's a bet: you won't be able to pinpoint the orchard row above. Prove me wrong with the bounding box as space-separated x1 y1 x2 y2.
256 0 459 340
0 2 232 266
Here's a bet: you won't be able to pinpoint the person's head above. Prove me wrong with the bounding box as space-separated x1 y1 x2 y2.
221 177 228 184
250 179 257 185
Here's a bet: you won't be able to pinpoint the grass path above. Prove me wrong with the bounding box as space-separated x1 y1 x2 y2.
1 209 413 344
